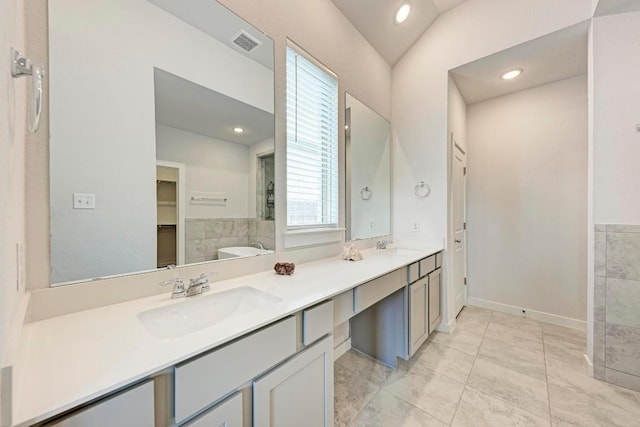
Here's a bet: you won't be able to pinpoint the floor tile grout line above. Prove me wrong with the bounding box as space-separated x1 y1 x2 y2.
542 329 554 427
461 310 554 423
449 308 492 425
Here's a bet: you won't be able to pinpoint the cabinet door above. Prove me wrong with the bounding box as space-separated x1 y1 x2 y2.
45 381 154 427
182 392 243 427
429 268 442 333
253 336 333 427
409 277 428 357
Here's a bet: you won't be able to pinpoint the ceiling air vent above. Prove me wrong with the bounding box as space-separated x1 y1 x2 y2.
231 30 261 53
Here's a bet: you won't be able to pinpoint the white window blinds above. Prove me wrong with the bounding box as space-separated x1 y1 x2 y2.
286 46 339 228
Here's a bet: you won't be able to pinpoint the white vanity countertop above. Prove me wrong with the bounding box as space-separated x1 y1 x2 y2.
12 245 442 426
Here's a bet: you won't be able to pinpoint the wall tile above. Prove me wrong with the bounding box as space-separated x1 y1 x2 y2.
185 220 205 242
595 277 606 322
605 323 640 377
185 239 205 264
607 232 640 280
205 219 235 238
594 364 605 380
607 224 640 233
595 231 607 277
606 278 640 329
204 239 218 260
605 368 640 392
235 218 249 237
594 321 605 366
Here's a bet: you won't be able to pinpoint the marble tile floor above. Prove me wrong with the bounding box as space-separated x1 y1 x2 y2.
334 306 640 427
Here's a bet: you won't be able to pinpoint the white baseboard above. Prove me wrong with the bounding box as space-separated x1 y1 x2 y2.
584 353 594 377
333 338 351 361
468 297 586 331
436 316 456 334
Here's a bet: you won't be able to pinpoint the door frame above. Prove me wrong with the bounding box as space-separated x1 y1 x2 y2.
157 160 186 266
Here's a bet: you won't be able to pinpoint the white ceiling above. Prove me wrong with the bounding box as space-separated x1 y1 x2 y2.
147 0 273 70
595 0 640 16
450 21 589 105
154 69 274 145
330 0 470 65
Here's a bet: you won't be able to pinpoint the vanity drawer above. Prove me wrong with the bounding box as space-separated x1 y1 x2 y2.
408 262 420 284
174 317 296 424
303 300 334 345
45 380 154 427
182 392 243 427
333 290 354 326
419 255 436 276
355 268 407 313
436 252 442 268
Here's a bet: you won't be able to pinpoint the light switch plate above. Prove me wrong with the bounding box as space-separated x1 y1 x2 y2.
73 193 96 209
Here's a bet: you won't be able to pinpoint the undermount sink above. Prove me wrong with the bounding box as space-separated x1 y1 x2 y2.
138 286 282 339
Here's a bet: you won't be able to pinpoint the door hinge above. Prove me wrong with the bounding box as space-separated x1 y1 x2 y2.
463 167 467 175
463 222 467 230
464 277 467 285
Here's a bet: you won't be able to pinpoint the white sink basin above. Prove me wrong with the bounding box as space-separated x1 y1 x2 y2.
138 286 282 339
218 246 275 259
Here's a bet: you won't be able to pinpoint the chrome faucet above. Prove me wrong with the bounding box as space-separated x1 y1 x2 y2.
187 273 212 297
251 241 266 250
160 272 214 298
160 277 187 299
376 240 393 250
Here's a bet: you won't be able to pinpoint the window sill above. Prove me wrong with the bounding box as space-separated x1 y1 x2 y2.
283 227 346 249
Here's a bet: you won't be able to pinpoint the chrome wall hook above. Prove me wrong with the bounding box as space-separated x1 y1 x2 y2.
11 48 45 133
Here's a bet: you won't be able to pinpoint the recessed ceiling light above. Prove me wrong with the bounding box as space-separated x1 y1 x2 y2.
501 69 523 80
395 3 411 24
233 127 244 134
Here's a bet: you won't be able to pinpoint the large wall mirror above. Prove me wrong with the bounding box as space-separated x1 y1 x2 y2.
345 93 391 241
49 0 275 285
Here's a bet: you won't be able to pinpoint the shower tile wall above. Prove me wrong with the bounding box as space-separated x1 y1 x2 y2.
185 218 275 263
249 219 275 251
594 224 640 391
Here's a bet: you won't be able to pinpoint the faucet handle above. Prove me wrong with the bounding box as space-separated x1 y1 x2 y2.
160 277 187 299
191 272 217 293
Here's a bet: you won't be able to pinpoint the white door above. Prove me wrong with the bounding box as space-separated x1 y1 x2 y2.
452 137 467 317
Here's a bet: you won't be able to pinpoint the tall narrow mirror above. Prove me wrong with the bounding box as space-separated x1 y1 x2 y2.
345 93 391 241
48 0 275 285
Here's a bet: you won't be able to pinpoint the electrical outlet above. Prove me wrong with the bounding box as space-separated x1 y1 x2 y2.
369 220 375 229
73 193 96 209
411 221 420 232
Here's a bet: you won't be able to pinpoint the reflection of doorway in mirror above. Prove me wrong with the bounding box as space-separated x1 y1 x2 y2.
156 161 186 268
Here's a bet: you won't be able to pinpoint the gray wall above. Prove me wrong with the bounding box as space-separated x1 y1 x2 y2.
467 76 588 322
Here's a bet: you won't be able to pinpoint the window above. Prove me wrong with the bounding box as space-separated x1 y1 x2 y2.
286 45 339 229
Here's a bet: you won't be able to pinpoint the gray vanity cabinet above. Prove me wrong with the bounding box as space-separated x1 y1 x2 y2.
182 393 243 427
408 254 441 357
45 381 155 427
428 268 442 333
253 336 333 427
409 276 429 356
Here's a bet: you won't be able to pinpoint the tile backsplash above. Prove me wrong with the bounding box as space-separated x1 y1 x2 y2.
593 224 640 391
185 218 275 263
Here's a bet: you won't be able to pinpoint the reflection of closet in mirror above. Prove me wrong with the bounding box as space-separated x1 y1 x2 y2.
156 166 177 268
345 93 391 241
